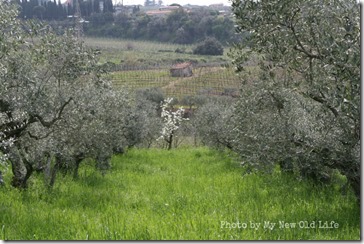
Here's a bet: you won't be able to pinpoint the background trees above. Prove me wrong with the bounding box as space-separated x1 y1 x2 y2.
14 0 236 46
85 7 237 45
16 0 67 20
230 0 360 200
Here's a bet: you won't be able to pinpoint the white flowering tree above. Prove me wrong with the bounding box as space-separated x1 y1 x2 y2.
158 98 188 150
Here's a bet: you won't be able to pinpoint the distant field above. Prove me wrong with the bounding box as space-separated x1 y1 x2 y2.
108 66 243 98
84 37 231 68
84 37 258 99
0 148 359 240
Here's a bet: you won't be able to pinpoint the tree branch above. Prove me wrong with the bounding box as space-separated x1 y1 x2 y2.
288 10 322 60
30 97 73 128
27 130 54 140
306 93 339 117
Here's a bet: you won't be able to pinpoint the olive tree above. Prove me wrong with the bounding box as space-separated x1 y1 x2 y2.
128 87 164 148
230 0 360 199
194 97 236 150
0 2 132 188
45 85 132 181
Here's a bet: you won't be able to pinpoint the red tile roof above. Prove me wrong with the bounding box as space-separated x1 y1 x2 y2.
171 62 192 70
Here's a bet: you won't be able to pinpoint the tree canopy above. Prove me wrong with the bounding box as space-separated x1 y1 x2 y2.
0 2 157 188
229 0 360 200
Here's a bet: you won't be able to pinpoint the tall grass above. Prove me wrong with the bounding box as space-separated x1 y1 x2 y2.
0 148 360 240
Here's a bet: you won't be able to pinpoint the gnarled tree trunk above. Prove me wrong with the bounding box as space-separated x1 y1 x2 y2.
8 146 29 188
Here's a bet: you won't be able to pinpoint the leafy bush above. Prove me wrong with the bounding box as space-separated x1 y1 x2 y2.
135 87 165 108
193 37 224 56
175 47 186 53
125 96 162 149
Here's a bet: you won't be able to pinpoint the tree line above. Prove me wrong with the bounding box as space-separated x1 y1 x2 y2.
196 0 360 201
85 7 238 44
13 0 238 45
13 0 114 21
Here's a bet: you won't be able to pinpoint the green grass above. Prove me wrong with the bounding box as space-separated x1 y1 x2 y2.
0 148 360 240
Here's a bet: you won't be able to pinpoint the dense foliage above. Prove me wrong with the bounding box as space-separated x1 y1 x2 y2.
15 0 113 20
194 97 235 149
14 0 237 45
193 37 224 56
0 2 156 188
229 0 360 200
85 8 237 45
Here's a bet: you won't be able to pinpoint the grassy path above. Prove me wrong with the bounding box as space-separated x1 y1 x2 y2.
0 148 360 240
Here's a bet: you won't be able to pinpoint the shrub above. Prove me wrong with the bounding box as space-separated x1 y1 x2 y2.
175 47 186 53
193 37 224 56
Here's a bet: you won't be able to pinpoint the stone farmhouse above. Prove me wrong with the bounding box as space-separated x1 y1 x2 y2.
170 62 193 77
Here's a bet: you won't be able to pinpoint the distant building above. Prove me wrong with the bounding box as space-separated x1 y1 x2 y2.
170 62 193 77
